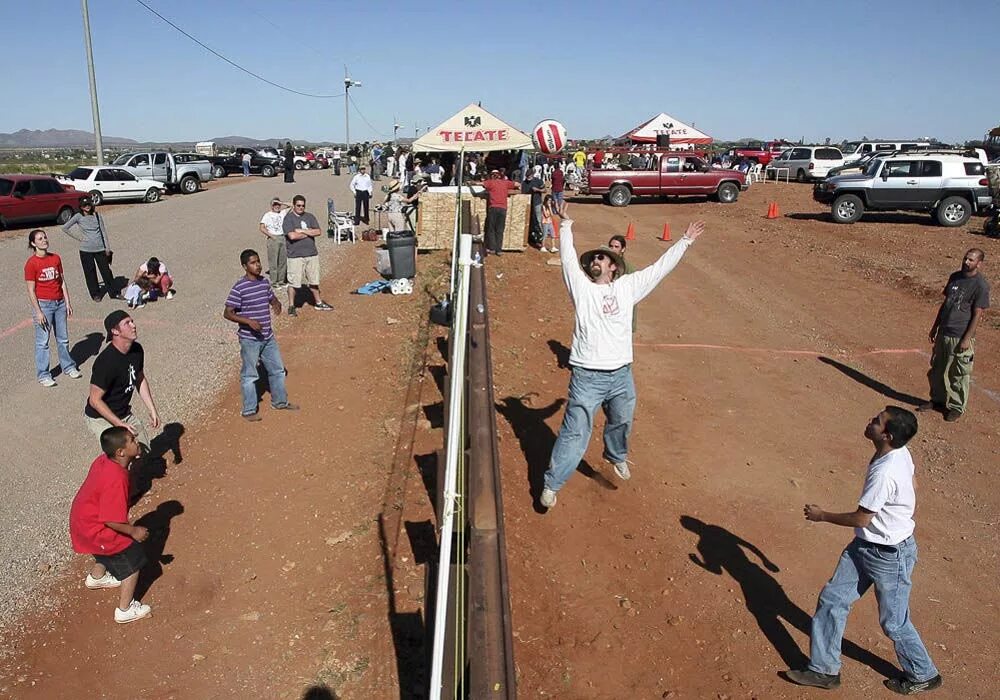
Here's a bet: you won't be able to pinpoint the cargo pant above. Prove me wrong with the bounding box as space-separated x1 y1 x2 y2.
928 334 974 414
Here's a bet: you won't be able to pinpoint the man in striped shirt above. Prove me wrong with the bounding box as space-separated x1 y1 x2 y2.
224 249 300 422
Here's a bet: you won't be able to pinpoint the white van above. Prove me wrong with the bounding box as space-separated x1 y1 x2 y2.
840 141 930 164
769 146 845 182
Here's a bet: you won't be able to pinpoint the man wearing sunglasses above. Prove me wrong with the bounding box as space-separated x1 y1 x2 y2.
540 202 705 509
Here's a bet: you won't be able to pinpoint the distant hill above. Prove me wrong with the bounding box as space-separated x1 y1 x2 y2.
0 129 139 147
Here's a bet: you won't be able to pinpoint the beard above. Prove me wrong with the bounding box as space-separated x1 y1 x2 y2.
587 264 602 279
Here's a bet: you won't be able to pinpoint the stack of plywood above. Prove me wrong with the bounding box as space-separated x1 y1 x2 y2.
417 190 530 251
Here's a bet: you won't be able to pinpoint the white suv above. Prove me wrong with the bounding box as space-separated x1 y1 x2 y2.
814 151 992 226
769 146 845 182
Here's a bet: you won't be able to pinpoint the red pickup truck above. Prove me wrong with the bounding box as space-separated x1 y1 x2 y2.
582 153 747 207
730 140 792 166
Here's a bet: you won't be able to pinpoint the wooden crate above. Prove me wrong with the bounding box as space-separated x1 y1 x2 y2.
417 191 529 251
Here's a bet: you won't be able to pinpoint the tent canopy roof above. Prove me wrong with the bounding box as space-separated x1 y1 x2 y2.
622 112 712 145
412 103 533 153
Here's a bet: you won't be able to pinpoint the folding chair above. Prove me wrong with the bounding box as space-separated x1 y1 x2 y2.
327 198 356 244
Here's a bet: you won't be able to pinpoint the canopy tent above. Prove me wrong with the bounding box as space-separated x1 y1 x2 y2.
412 103 533 153
621 112 713 146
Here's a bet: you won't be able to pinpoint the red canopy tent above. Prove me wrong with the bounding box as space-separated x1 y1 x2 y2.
621 112 713 146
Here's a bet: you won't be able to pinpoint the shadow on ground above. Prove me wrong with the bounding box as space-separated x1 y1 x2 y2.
818 356 924 406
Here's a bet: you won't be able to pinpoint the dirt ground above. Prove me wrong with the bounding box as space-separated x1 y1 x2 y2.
1 179 998 699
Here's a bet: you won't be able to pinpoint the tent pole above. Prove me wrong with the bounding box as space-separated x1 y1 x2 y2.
448 148 467 300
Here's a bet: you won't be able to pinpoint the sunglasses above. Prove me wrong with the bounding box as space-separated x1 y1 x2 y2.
593 253 609 261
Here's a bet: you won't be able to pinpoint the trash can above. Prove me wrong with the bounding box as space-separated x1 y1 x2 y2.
386 230 416 279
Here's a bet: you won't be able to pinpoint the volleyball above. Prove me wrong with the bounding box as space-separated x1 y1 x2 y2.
532 119 567 154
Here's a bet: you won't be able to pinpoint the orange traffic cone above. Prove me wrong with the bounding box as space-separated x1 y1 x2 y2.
625 222 636 241
766 202 780 219
660 223 672 241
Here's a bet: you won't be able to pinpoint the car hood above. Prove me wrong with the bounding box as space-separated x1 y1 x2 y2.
825 173 871 186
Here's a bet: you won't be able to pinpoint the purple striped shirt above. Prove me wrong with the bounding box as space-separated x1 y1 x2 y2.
225 276 276 340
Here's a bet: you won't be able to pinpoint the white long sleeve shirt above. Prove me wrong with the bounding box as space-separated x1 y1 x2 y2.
559 219 693 370
349 173 373 194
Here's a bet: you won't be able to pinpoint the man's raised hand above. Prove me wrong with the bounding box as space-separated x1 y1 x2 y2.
683 221 705 241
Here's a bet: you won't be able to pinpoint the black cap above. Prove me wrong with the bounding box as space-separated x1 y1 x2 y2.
104 310 131 342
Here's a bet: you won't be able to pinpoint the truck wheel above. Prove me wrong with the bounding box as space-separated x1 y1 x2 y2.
716 182 739 203
261 164 276 177
89 190 104 206
212 164 227 178
608 185 631 207
0 215 6 231
179 175 199 194
831 194 863 224
144 188 161 203
56 206 74 225
935 196 971 227
796 169 808 183
294 160 304 170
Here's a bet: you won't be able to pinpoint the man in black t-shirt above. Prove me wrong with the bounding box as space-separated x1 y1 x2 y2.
919 248 990 421
85 310 160 444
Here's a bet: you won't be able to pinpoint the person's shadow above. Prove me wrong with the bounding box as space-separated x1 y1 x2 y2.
547 339 571 369
134 499 184 600
53 332 104 379
496 393 615 513
131 422 185 506
680 516 898 679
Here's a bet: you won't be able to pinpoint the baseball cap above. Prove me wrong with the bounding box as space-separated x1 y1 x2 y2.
104 310 131 342
271 197 282 205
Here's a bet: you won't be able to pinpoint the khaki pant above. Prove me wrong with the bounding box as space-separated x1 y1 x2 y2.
86 413 149 448
928 335 975 413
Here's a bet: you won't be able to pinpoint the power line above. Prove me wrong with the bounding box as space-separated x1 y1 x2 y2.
349 97 389 138
134 0 344 99
349 93 391 139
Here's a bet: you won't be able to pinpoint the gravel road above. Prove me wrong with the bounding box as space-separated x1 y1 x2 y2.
0 169 361 629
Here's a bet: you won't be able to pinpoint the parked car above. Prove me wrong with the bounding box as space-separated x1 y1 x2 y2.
768 146 845 182
0 174 86 230
730 140 794 166
813 151 992 226
112 151 214 194
582 153 747 206
207 147 281 178
840 140 931 165
57 166 165 205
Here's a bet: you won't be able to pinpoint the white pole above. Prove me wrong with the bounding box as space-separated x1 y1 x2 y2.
428 233 474 699
80 0 104 165
448 148 467 299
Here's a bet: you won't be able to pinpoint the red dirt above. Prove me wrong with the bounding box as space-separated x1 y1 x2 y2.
2 181 998 699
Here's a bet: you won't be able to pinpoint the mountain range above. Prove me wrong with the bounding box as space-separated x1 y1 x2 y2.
0 129 337 149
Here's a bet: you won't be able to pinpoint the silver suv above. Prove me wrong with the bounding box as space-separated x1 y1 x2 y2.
813 150 991 226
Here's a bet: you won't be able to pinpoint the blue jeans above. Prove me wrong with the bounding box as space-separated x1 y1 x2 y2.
543 365 636 492
239 335 289 415
809 537 938 681
242 161 250 176
553 191 565 206
34 299 76 381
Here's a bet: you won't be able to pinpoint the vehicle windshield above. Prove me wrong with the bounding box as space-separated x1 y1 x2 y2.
0 179 12 196
112 154 133 165
863 159 883 177
841 142 861 155
67 167 93 180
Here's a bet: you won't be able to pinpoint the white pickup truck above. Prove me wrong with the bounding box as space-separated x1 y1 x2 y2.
112 151 214 194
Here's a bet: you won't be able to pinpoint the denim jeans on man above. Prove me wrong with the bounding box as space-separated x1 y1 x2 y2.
34 299 77 381
544 365 636 492
239 335 289 415
809 537 939 682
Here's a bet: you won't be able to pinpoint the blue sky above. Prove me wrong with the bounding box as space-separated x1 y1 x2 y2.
2 0 998 144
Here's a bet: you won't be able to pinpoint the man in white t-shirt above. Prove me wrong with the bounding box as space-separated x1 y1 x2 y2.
540 202 704 508
788 406 942 695
258 198 289 288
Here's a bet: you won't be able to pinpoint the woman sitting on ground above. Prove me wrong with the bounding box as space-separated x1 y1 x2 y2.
128 257 174 306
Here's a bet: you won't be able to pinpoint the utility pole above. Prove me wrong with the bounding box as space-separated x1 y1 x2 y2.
344 66 361 150
81 0 104 164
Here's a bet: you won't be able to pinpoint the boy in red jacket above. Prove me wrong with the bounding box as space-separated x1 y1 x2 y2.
69 426 152 623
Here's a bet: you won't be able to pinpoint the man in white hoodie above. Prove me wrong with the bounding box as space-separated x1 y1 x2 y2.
540 203 704 508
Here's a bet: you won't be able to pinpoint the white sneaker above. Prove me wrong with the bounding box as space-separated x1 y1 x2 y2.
551 247 559 252
85 572 121 589
66 368 83 379
612 460 632 481
38 377 57 388
114 599 152 624
540 488 557 508
165 289 176 300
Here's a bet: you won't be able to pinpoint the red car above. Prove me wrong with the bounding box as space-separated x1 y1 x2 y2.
0 174 86 230
583 153 747 206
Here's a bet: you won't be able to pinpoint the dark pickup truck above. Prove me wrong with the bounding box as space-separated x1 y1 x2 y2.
208 147 282 178
582 154 747 206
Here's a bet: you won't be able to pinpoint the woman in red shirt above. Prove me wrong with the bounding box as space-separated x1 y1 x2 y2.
24 229 81 387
